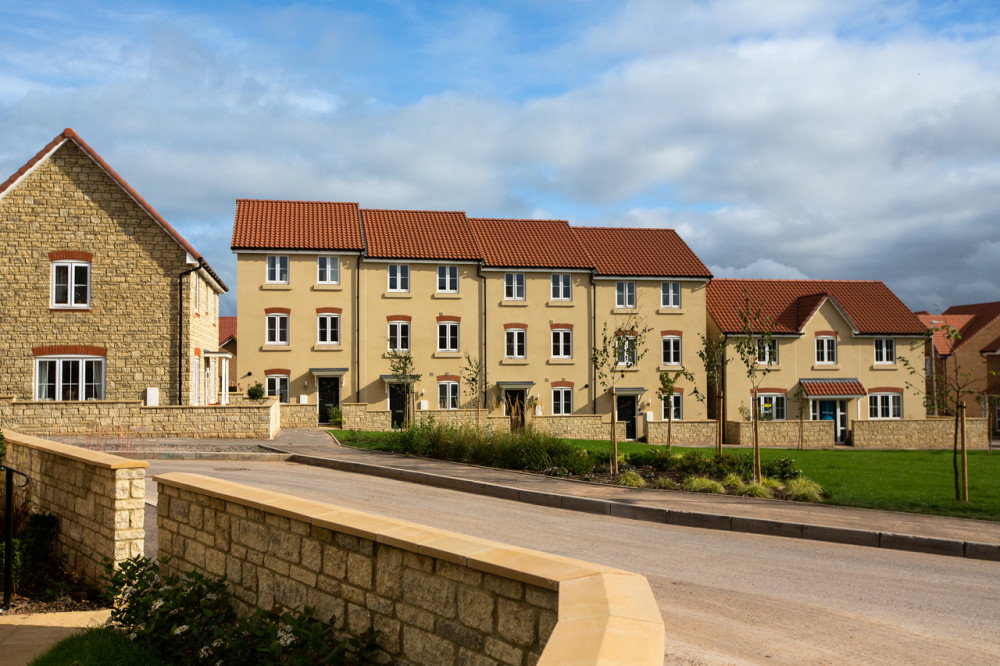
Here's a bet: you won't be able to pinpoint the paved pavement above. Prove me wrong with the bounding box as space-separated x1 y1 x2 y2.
0 609 110 666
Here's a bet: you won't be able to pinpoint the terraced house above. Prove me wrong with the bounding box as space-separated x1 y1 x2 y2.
232 201 712 439
0 129 230 431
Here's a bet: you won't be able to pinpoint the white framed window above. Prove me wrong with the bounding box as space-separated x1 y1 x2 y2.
437 322 459 352
874 339 895 364
616 336 637 366
757 394 786 420
317 314 340 344
51 261 91 308
551 274 571 301
266 314 289 345
816 336 837 364
615 281 636 308
266 375 289 404
756 340 778 365
661 336 681 365
504 273 525 300
551 329 572 358
388 264 410 292
662 393 682 420
552 387 572 415
34 356 104 401
317 256 340 284
388 321 410 351
869 393 902 419
192 356 200 405
661 282 681 308
437 265 458 293
505 329 526 358
266 255 289 284
438 381 459 409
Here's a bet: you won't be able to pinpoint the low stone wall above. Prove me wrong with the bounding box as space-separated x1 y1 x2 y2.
646 420 717 446
853 418 989 449
533 415 625 441
155 472 664 665
415 409 494 430
2 429 146 588
281 403 319 429
0 396 280 439
725 420 835 448
342 403 393 432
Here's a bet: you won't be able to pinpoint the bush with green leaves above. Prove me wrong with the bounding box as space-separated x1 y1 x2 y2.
615 470 646 488
103 556 379 664
784 477 824 503
327 407 344 428
247 382 265 400
681 477 725 494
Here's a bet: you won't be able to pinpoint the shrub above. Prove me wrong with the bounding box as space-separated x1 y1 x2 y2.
721 473 745 491
615 470 646 488
761 457 803 481
682 477 725 494
246 382 265 400
760 477 784 491
327 407 343 428
737 482 773 499
784 477 825 503
650 477 678 490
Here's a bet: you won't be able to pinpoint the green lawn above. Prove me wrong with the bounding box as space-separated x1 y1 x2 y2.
30 627 166 666
333 429 1000 521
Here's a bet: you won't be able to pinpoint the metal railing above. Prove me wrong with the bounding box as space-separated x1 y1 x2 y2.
2 464 30 611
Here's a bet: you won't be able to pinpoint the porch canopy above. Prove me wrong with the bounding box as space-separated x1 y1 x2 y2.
380 374 420 384
496 381 535 390
799 378 867 399
614 387 647 396
311 367 348 376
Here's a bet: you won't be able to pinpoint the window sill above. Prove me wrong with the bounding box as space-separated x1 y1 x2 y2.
312 345 343 352
260 345 292 352
811 364 839 371
381 351 410 358
614 366 640 372
547 301 574 307
756 364 782 370
658 364 683 372
432 293 461 299
433 352 461 358
870 364 897 371
384 292 412 299
657 307 683 315
49 308 91 312
500 300 528 307
611 308 638 315
547 359 575 365
262 284 292 290
501 358 529 365
312 284 343 291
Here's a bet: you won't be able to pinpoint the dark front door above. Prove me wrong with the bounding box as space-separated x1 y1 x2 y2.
617 395 637 440
505 390 526 432
389 384 407 428
318 377 340 423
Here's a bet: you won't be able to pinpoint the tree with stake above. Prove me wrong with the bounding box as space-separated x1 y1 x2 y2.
387 348 421 428
592 315 652 475
461 352 491 430
697 333 728 457
732 288 777 483
658 367 695 453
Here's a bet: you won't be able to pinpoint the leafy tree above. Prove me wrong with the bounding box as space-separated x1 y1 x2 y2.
592 315 652 475
697 333 729 457
658 367 695 453
388 349 421 428
461 352 492 429
732 288 777 483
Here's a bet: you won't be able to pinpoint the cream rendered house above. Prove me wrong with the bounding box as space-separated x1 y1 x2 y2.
707 279 926 444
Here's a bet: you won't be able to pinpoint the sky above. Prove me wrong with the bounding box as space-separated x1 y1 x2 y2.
2 0 999 317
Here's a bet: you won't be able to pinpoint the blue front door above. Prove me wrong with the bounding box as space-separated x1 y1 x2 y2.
819 400 837 422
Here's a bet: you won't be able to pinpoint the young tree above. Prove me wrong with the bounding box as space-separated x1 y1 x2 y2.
387 349 421 428
732 288 777 483
697 333 729 457
592 315 652 475
791 385 809 451
461 352 492 430
658 367 695 453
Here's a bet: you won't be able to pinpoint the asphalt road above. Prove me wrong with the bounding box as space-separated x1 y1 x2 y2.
145 460 1000 665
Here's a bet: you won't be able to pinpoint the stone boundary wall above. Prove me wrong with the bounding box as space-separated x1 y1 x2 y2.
0 395 280 439
646 420 717 446
281 404 319 429
342 403 392 432
853 418 989 449
154 472 664 665
2 429 146 588
415 409 495 430
725 421 835 448
533 415 625 441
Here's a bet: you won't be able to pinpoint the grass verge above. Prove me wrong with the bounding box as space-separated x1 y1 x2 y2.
29 627 166 666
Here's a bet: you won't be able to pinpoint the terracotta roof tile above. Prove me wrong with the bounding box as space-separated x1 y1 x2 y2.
469 218 591 268
800 378 867 397
981 333 1000 355
941 301 1000 348
1 128 227 290
708 280 925 336
219 316 237 345
916 313 975 356
361 209 480 260
571 226 711 278
232 199 363 251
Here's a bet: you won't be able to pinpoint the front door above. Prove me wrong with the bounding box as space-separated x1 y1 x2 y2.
318 377 340 423
389 384 407 428
505 390 526 432
617 395 637 440
818 400 848 443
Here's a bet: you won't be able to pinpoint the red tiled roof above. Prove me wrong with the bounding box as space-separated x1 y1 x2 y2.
232 200 364 251
1 128 227 290
219 316 237 345
942 301 1000 348
982 333 1000 355
469 218 592 268
707 280 925 335
571 226 711 278
800 378 867 397
916 313 975 356
362 209 480 260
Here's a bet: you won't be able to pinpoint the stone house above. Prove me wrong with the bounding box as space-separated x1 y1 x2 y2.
0 128 230 413
219 316 238 392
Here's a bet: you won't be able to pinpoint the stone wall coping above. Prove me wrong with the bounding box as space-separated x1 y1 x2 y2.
4 429 148 470
153 471 664 663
